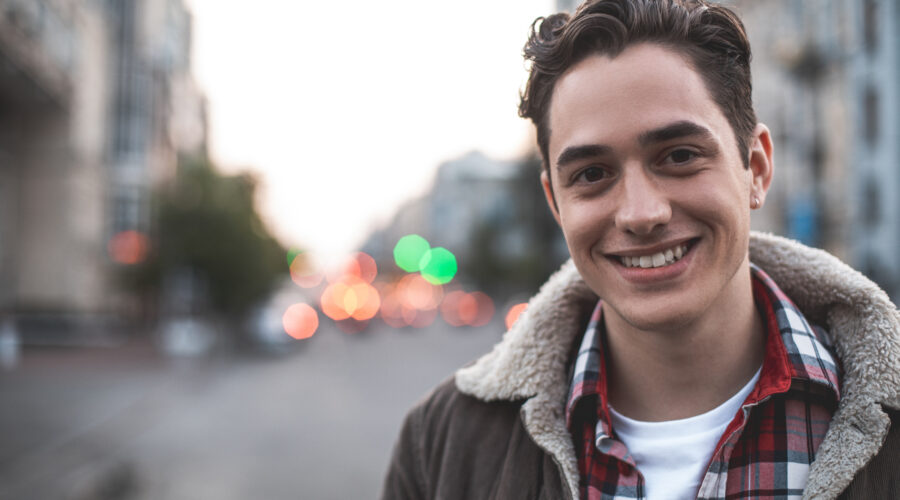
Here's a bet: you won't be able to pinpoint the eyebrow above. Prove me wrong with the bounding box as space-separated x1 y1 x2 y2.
555 144 613 169
637 120 715 146
554 120 716 170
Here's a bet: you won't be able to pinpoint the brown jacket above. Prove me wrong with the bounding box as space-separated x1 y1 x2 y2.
382 233 900 499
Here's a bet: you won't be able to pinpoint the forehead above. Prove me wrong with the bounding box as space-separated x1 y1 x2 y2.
547 43 733 161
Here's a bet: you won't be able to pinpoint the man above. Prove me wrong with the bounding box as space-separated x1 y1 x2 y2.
382 0 900 498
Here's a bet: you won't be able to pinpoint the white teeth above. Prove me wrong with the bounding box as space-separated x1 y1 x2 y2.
619 243 689 269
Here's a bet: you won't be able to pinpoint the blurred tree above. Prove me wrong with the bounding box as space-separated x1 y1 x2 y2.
123 157 287 323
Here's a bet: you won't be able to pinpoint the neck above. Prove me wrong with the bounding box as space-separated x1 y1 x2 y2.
604 261 765 422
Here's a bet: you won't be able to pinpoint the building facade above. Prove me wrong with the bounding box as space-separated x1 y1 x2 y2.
0 0 205 334
737 0 900 300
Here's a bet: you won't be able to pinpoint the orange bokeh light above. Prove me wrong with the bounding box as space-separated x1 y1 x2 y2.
505 303 528 330
321 283 351 321
320 277 381 322
108 230 149 265
282 303 319 340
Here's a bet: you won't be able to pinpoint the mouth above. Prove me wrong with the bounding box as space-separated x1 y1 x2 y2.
613 239 696 269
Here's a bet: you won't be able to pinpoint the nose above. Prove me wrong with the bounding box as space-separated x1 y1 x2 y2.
614 167 671 235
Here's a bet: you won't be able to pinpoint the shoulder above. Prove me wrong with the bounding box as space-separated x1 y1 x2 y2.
404 376 526 448
381 377 532 500
837 407 900 498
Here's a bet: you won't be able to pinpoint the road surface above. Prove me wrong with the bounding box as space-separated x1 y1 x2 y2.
0 320 504 500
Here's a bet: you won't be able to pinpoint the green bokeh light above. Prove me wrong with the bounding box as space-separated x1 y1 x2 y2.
420 247 457 285
393 234 431 272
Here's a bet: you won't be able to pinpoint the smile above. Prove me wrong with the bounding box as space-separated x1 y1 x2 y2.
617 242 691 269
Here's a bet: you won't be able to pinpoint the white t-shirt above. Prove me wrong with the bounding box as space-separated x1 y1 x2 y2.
608 367 762 500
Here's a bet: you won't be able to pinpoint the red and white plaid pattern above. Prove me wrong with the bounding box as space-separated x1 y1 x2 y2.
566 264 841 499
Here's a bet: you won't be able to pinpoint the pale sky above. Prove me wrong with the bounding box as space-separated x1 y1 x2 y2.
185 0 555 264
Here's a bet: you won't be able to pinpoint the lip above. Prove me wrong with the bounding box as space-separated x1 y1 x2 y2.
606 237 696 258
607 238 698 285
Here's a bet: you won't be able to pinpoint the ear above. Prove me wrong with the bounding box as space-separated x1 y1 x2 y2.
541 169 562 226
748 123 774 208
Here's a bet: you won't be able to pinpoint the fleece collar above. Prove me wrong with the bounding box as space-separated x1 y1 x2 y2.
455 232 900 500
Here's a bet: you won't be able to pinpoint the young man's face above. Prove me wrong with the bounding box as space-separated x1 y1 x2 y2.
542 43 772 332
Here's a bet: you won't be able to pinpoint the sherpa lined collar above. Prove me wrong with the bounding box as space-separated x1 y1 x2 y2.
455 231 900 500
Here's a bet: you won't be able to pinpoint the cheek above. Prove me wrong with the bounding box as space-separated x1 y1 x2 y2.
557 202 611 256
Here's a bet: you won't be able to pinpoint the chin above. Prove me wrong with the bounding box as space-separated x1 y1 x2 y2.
606 295 706 334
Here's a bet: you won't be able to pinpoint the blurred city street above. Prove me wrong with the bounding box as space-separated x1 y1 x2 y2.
0 322 503 500
1 0 898 499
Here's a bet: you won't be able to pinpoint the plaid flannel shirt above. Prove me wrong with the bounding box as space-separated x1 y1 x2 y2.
566 264 841 499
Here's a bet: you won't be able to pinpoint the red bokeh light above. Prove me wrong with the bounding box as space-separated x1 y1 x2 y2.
329 252 378 284
108 230 149 265
440 290 494 327
407 307 437 328
378 277 444 329
282 303 319 340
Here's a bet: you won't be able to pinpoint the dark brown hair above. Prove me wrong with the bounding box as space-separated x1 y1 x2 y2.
519 0 756 175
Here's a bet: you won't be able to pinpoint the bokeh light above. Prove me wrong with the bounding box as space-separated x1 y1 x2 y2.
393 234 431 272
282 303 319 340
440 290 495 327
320 283 351 321
397 274 443 311
343 252 378 284
440 290 467 327
287 249 323 288
419 247 457 285
108 230 149 265
407 307 437 328
320 277 381 322
505 302 528 330
379 284 410 328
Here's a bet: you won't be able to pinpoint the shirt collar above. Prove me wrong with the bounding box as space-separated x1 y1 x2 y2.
565 263 841 428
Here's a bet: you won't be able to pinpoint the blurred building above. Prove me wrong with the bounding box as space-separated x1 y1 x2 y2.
363 151 568 298
737 0 900 300
0 0 206 336
363 151 520 269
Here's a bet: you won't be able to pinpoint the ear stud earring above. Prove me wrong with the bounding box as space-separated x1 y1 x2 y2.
751 196 760 209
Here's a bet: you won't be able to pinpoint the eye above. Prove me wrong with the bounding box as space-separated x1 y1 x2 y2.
665 148 698 165
574 166 608 183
